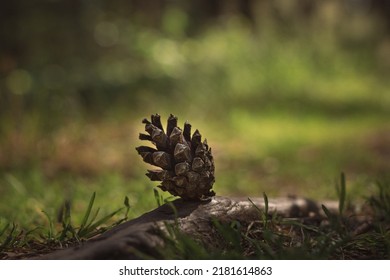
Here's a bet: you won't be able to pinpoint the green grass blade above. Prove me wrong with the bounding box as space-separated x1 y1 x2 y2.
153 188 163 207
84 208 101 230
85 208 123 236
321 204 332 219
0 223 17 250
263 192 269 217
123 196 131 219
338 172 346 215
78 207 101 237
262 192 269 229
58 201 74 241
41 210 55 240
248 195 269 229
247 197 261 213
78 192 96 235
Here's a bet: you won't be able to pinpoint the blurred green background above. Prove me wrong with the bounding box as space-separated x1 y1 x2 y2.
0 0 389 229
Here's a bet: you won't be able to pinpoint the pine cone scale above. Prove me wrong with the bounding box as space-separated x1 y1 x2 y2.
174 143 192 162
152 151 172 169
175 162 190 176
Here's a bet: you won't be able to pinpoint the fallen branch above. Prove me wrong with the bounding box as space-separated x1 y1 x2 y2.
37 196 338 259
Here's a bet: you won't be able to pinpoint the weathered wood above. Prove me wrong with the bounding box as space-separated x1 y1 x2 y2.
37 196 338 260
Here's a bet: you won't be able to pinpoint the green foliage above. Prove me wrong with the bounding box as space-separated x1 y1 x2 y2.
0 192 129 257
367 179 390 222
0 223 18 251
337 172 347 216
1 177 389 259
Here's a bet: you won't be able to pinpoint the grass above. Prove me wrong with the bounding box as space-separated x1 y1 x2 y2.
152 177 390 260
1 175 388 259
0 191 131 259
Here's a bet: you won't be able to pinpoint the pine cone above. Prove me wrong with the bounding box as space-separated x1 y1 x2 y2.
136 114 215 200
